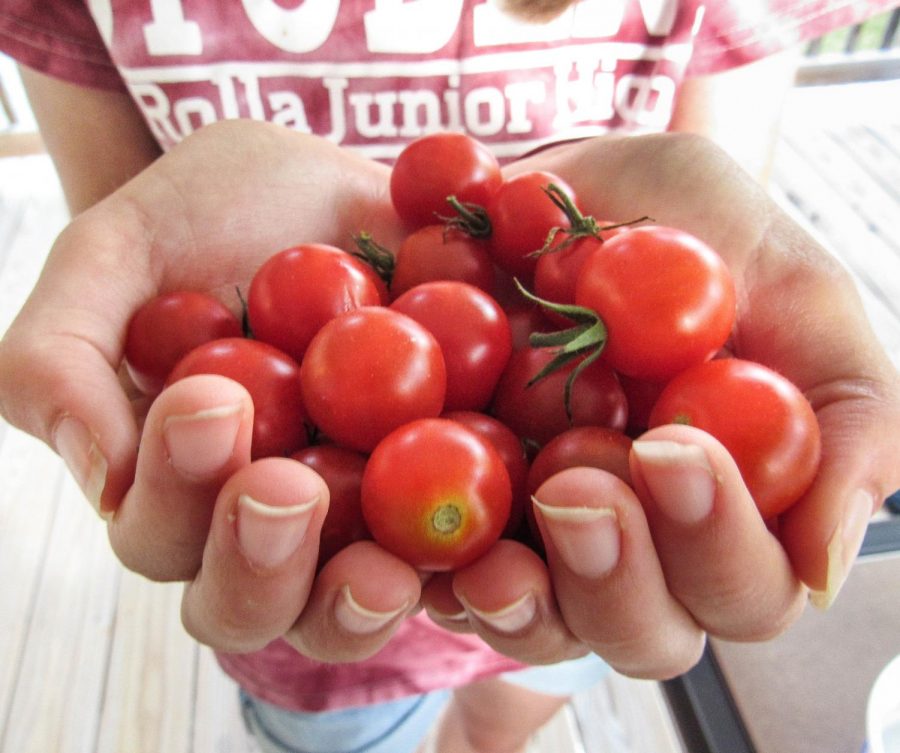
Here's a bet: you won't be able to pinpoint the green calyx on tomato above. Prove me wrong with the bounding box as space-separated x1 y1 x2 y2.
531 184 650 258
351 231 396 288
440 195 493 239
512 277 608 420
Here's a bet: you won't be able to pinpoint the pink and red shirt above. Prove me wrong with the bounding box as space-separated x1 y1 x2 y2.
1 0 891 712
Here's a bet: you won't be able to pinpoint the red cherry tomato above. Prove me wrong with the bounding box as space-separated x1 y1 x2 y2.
291 445 370 568
491 346 628 447
167 337 307 460
124 291 242 395
527 426 633 497
300 307 447 453
247 244 382 362
390 282 512 412
390 132 502 228
361 418 512 571
648 358 821 519
618 373 667 436
575 226 736 382
442 410 529 537
487 171 576 282
504 301 556 351
525 425 633 546
391 225 496 299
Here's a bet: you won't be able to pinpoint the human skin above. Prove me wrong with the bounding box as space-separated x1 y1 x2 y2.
1 121 897 678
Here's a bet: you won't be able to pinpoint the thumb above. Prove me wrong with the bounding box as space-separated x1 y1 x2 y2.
0 212 155 516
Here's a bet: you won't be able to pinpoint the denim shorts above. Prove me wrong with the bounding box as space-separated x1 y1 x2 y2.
239 653 610 753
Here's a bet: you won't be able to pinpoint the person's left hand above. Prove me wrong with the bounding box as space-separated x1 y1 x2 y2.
420 133 900 677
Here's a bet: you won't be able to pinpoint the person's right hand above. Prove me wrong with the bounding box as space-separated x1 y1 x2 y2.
0 121 425 659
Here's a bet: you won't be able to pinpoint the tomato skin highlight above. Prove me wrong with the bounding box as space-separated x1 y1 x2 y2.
300 307 447 453
167 337 307 460
125 291 242 395
361 418 512 572
248 244 382 362
390 281 513 412
390 133 502 229
575 226 736 382
648 358 821 519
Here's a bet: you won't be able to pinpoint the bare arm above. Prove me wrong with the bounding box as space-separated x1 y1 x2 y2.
19 65 162 215
669 49 802 183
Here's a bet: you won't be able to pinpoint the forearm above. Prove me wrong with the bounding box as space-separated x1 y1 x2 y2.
19 65 163 215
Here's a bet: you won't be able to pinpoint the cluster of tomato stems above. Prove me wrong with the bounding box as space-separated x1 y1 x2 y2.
351 183 650 421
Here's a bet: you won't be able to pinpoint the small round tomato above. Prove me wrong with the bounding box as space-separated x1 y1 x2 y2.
292 445 370 568
487 171 576 282
443 410 529 537
575 226 736 382
248 244 382 362
391 225 496 299
390 282 512 412
124 291 242 395
527 426 633 497
361 418 512 571
648 358 821 519
503 301 557 351
491 346 628 447
390 133 502 228
300 307 446 453
167 337 307 460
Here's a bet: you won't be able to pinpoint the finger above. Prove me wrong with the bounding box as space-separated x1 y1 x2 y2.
531 467 705 679
421 573 472 634
630 424 806 640
448 540 588 666
0 212 161 516
107 374 254 581
286 541 422 663
181 457 329 652
780 386 897 606
722 211 900 603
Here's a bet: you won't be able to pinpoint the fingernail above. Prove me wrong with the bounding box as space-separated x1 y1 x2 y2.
810 490 874 610
163 403 243 480
235 493 318 570
632 440 716 524
425 604 469 624
55 416 109 518
463 592 536 634
532 497 620 579
334 585 409 634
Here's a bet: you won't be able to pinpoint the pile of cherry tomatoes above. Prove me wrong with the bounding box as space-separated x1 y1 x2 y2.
124 132 821 573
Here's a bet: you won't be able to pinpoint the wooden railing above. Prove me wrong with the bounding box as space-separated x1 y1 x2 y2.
798 7 900 84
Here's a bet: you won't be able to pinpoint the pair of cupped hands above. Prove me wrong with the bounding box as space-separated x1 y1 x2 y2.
1 121 898 677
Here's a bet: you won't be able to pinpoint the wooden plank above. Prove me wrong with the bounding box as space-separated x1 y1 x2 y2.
95 573 197 753
768 182 900 368
770 137 900 322
0 156 68 335
572 675 685 753
529 703 586 753
1 471 121 753
780 125 900 255
193 647 257 753
839 125 900 200
0 430 64 738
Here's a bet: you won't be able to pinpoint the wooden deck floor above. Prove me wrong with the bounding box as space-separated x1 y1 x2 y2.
1 77 898 753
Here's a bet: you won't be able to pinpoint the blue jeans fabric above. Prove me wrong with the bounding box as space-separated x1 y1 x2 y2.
239 653 610 753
